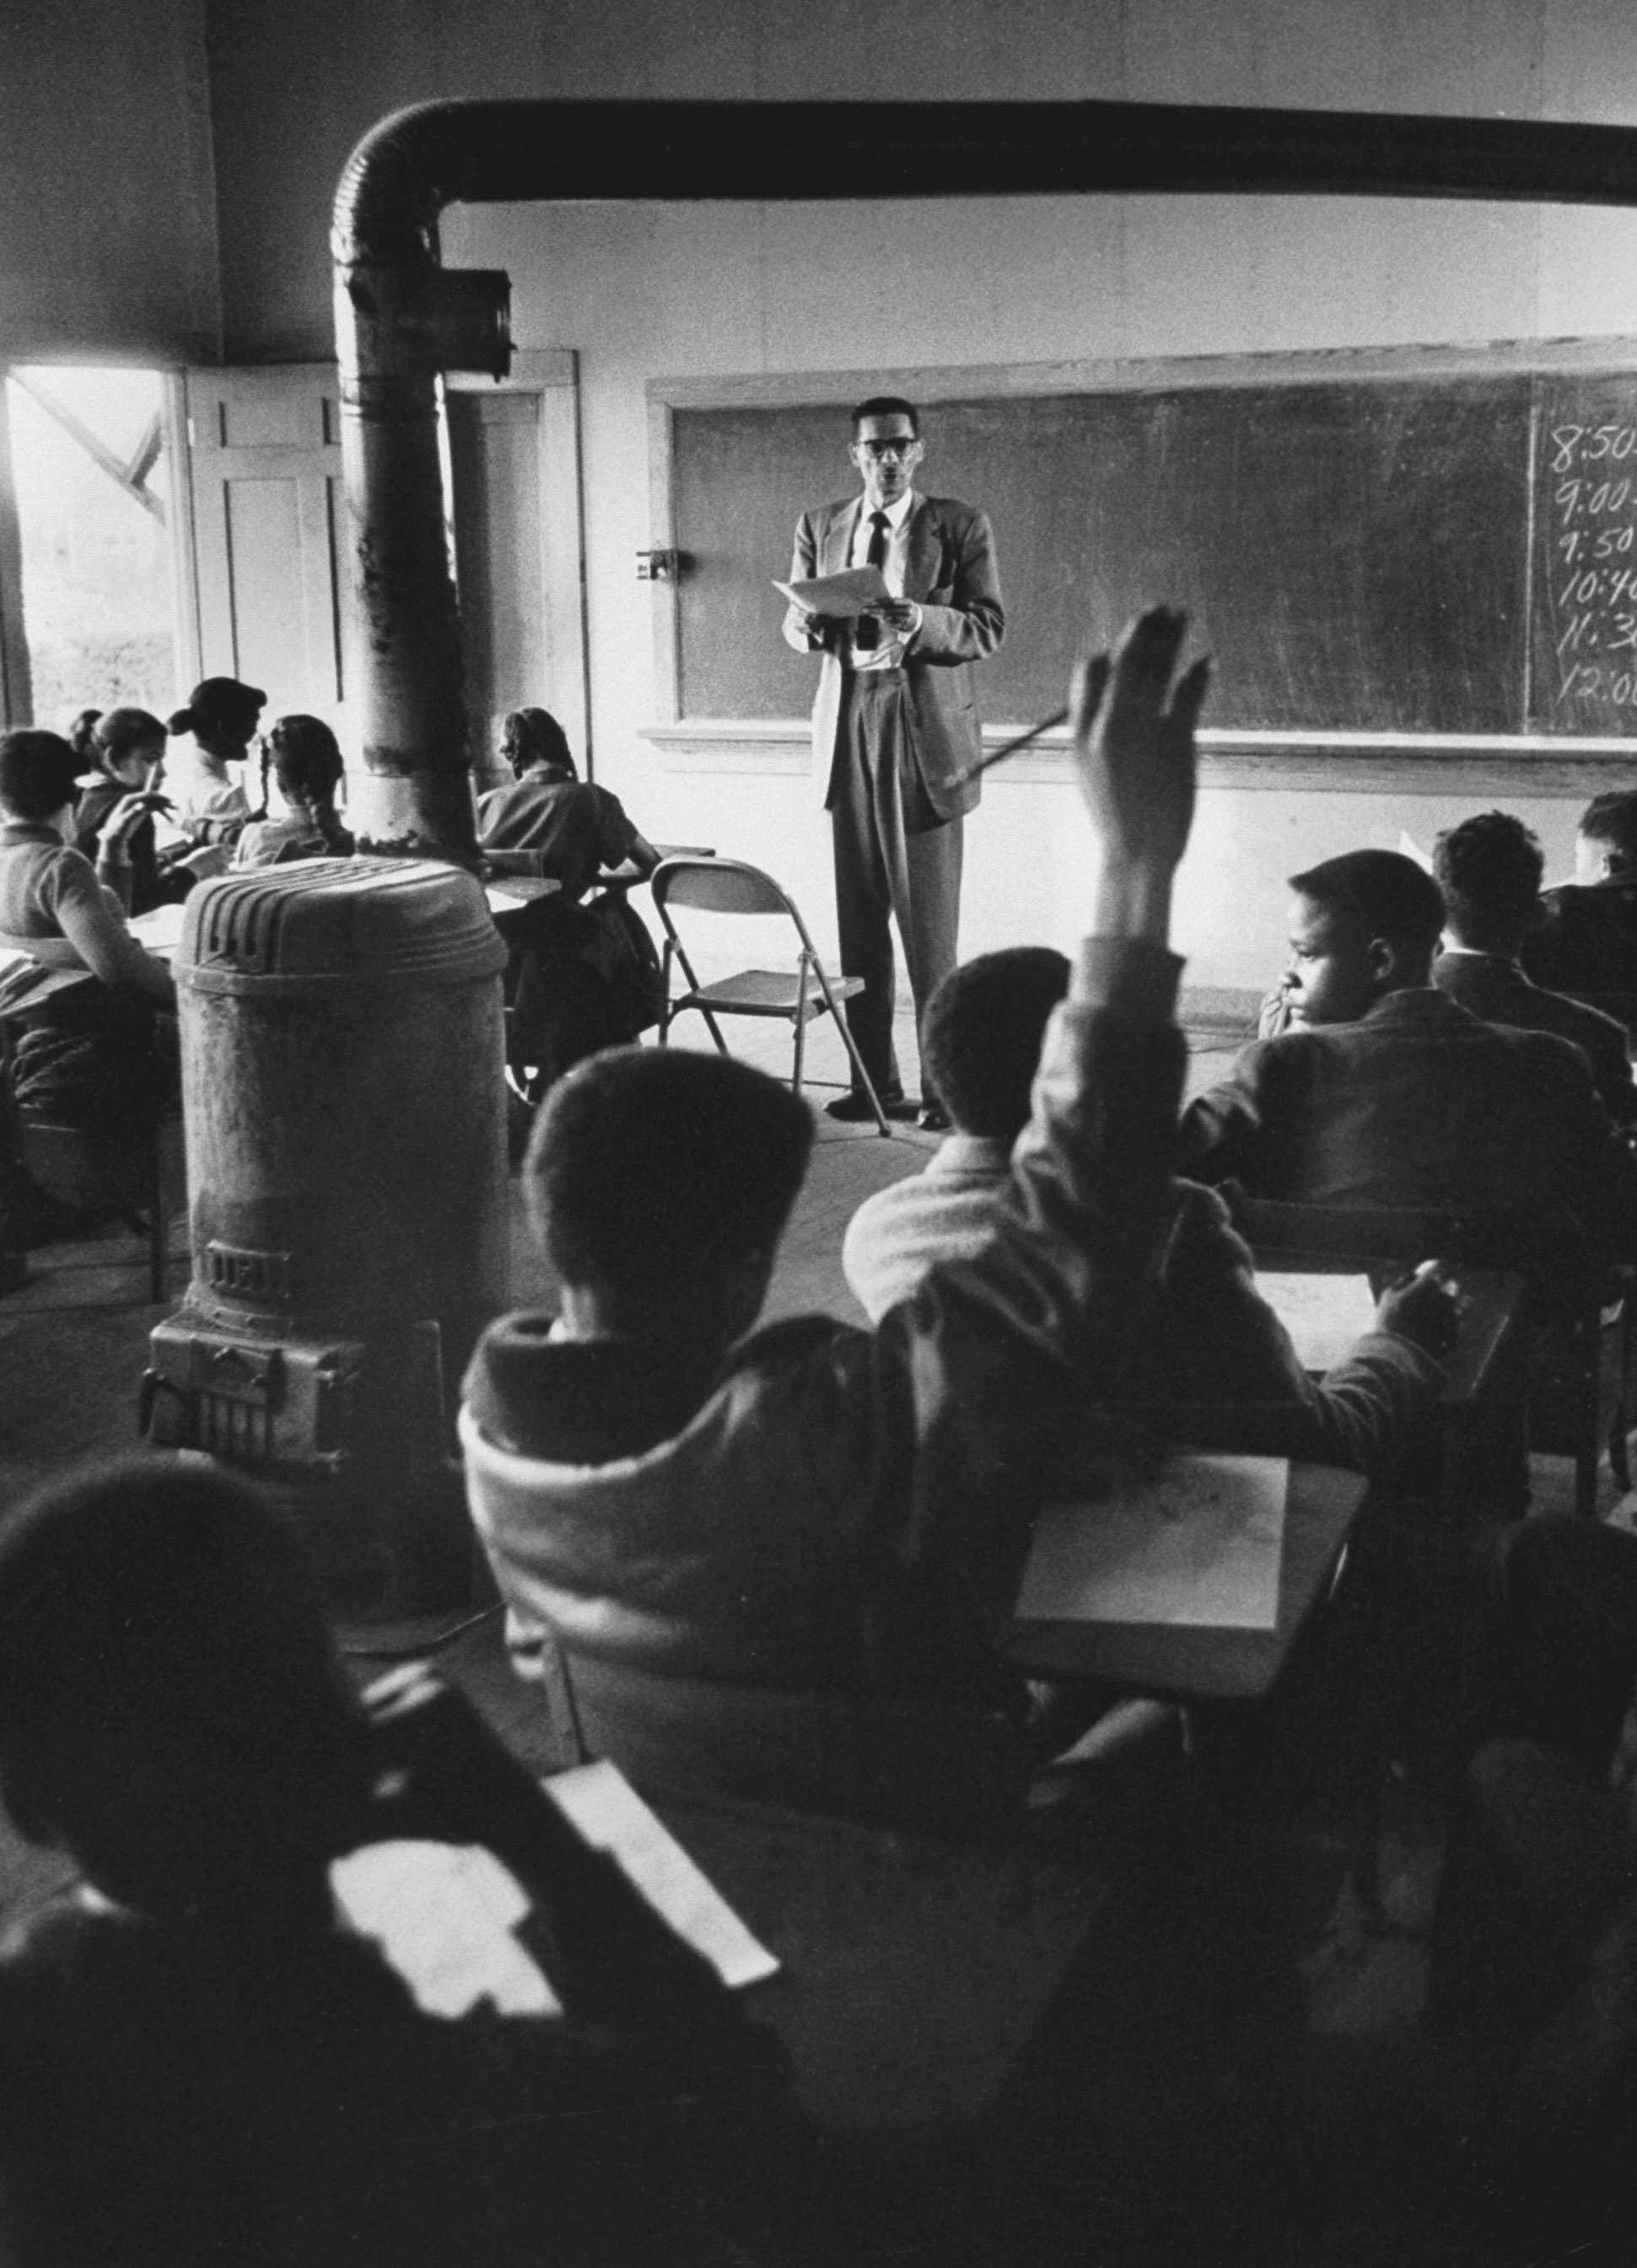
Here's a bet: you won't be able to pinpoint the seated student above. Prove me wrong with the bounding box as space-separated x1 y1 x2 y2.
461 614 1222 1767
164 676 264 838
68 706 203 916
1431 810 1637 1125
0 729 175 1134
477 708 662 1099
233 713 354 868
477 706 659 897
843 945 1448 1474
1180 848 1637 1273
1521 789 1637 1011
0 1457 778 2268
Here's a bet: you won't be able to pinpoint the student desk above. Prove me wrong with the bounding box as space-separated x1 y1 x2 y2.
1258 1262 1531 1517
1000 1460 1369 1705
645 1785 1212 2259
129 881 564 959
597 843 715 890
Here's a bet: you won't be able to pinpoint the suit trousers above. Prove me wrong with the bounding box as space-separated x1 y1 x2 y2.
829 671 963 1098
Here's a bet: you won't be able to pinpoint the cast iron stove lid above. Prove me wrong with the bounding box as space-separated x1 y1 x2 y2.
176 858 509 991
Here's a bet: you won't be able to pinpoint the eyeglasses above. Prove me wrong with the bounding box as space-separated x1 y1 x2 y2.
856 438 919 460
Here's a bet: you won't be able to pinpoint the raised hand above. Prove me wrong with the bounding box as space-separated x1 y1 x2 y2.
1070 608 1209 945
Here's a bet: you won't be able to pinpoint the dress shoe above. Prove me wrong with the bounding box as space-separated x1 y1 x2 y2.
918 1102 951 1134
826 1089 917 1123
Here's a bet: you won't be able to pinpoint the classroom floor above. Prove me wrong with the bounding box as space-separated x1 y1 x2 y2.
0 1003 1624 2263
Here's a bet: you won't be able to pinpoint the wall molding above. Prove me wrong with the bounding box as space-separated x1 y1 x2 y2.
639 719 1637 795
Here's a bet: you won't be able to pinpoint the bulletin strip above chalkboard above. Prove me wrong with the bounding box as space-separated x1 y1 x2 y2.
642 340 1637 787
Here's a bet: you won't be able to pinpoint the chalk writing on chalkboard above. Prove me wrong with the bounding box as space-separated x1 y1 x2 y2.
1541 413 1637 726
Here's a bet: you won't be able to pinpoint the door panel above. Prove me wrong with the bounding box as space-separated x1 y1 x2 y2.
447 351 589 787
184 365 346 735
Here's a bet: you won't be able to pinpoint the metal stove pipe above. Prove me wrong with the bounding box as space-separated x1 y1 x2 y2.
331 96 1637 858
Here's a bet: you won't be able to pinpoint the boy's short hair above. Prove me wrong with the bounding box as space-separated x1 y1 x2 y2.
0 730 82 822
1580 791 1637 870
850 395 919 436
1432 811 1544 946
525 1047 815 1299
0 1458 360 1850
922 947 1069 1141
1289 848 1446 965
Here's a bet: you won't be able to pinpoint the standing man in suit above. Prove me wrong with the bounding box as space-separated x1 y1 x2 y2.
783 398 1004 1128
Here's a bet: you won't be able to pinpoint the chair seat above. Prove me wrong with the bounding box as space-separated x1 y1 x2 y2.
682 967 864 1017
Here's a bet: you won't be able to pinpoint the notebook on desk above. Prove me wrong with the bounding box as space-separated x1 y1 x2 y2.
1016 1453 1289 1633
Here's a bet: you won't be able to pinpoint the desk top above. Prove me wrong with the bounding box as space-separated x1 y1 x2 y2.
1003 1458 1368 1704
654 1791 1107 2150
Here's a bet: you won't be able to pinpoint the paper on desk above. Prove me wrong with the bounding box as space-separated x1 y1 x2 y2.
773 565 891 619
1256 1271 1378 1373
1016 1455 1288 1630
547 1759 780 1989
332 1840 564 2019
127 901 186 953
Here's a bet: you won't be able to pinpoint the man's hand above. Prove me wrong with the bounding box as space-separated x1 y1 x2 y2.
1376 1262 1461 1360
1073 608 1209 945
877 598 922 639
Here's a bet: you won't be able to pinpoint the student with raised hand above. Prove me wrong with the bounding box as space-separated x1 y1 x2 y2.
233 714 354 867
843 945 1451 1474
460 611 1209 1788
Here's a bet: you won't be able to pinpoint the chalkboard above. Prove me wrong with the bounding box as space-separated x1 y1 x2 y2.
668 369 1637 741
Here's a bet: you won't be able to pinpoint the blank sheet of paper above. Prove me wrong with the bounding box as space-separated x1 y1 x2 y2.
1257 1271 1378 1373
1016 1455 1289 1630
546 1759 779 1988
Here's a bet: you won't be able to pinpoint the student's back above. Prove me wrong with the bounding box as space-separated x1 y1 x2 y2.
1183 993 1624 1224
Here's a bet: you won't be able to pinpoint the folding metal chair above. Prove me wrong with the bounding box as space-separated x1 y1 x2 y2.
649 857 892 1134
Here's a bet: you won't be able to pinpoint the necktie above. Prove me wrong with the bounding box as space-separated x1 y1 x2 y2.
856 510 891 653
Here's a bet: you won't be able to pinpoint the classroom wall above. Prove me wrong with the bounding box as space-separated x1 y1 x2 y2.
193 0 1637 981
0 0 220 364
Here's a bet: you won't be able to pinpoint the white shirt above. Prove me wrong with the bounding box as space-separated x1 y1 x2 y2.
846 488 918 672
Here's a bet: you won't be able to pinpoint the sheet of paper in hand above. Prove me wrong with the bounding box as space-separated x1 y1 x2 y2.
773 565 891 618
1015 1454 1289 1631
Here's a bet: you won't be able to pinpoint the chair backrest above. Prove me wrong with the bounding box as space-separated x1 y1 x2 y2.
547 1644 1031 1843
1225 1187 1581 1271
652 856 800 922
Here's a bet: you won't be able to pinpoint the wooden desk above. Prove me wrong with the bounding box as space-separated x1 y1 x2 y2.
1259 1260 1530 1514
598 843 715 889
654 1791 1108 2154
1002 1460 1369 1704
483 876 561 924
127 902 186 962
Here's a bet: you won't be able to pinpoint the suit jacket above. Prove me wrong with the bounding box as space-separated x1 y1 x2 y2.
1520 876 1637 1016
782 493 1004 823
1432 950 1637 1126
1178 985 1637 1263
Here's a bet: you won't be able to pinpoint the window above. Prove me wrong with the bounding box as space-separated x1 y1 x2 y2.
3 365 179 728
